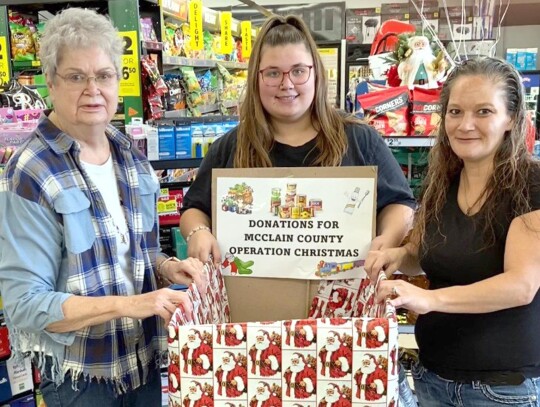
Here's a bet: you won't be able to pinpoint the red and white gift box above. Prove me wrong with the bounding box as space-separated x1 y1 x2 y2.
168 271 399 406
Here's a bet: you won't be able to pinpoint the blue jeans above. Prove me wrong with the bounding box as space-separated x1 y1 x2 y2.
412 361 540 406
40 367 161 407
400 362 418 407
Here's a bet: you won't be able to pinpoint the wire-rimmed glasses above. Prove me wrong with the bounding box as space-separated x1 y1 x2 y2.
55 71 120 90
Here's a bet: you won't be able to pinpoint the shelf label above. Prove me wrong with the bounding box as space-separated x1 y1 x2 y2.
384 137 402 147
241 21 252 58
118 31 141 97
220 12 233 54
0 37 10 87
189 0 204 51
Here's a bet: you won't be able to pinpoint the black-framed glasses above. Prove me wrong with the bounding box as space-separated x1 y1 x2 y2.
259 65 313 87
55 71 120 89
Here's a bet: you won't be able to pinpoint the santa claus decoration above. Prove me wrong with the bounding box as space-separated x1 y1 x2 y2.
283 320 316 348
283 353 317 399
215 351 248 397
318 383 352 407
217 323 246 347
324 288 349 317
250 381 282 407
318 331 352 378
354 354 388 401
181 329 213 376
182 381 214 407
249 330 281 377
169 351 181 396
355 318 389 349
397 35 446 89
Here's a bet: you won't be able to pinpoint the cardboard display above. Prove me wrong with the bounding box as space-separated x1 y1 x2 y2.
211 167 377 323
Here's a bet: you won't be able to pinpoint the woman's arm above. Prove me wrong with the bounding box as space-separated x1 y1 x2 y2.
46 288 193 333
378 210 540 313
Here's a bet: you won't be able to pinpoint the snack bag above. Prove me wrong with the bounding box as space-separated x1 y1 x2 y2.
410 87 442 136
10 22 35 61
357 86 410 136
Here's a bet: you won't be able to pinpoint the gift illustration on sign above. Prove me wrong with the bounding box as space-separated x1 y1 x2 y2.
213 168 377 280
221 182 254 215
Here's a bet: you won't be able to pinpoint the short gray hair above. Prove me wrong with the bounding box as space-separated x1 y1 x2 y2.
39 8 123 76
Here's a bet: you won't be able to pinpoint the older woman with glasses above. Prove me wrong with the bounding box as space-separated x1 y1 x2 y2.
0 8 206 406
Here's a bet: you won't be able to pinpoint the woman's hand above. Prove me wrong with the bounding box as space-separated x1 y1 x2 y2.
364 247 404 281
163 257 209 294
376 279 434 315
188 229 222 267
127 288 193 326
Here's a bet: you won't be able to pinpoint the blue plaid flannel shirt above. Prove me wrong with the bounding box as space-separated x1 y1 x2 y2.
0 112 165 393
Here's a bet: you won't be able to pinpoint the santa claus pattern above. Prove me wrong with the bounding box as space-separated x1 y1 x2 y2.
248 329 282 377
318 330 353 379
181 329 214 376
283 320 316 349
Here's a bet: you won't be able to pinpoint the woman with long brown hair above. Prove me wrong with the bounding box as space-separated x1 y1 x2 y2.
366 57 540 406
180 14 415 265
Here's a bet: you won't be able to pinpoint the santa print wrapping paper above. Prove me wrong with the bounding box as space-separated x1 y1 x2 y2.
168 316 399 406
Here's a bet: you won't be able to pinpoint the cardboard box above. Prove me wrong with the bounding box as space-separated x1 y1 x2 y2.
345 8 382 45
381 2 409 15
409 0 439 14
473 16 494 40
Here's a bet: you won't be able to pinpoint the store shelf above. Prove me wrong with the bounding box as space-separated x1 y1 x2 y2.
150 158 203 170
398 324 415 334
162 56 248 70
142 41 163 51
383 136 435 148
12 60 41 71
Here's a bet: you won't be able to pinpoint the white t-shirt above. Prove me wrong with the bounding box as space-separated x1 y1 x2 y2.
82 155 135 295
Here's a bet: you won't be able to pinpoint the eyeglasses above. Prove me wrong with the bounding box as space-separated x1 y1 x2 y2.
259 65 313 87
55 71 120 89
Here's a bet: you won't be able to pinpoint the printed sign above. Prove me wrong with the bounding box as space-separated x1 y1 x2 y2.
220 12 233 54
118 31 141 97
213 167 376 280
0 37 10 87
189 0 204 51
241 21 252 58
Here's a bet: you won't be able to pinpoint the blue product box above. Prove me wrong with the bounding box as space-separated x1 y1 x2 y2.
515 49 527 71
158 125 176 160
175 121 192 159
506 48 518 68
526 48 538 70
0 361 12 403
9 394 35 406
190 122 205 158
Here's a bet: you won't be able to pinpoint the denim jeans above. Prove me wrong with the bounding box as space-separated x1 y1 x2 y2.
400 362 418 406
412 361 540 407
39 367 161 407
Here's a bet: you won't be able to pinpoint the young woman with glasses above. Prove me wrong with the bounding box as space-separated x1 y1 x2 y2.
0 8 207 406
180 14 417 405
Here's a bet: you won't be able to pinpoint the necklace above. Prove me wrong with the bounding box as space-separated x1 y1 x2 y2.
110 217 129 244
460 171 486 216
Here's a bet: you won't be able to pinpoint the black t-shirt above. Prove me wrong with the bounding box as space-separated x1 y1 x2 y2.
181 122 416 217
417 167 540 381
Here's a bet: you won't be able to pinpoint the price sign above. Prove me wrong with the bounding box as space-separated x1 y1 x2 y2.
118 31 141 97
241 21 252 58
220 12 233 54
0 37 10 87
189 0 203 51
384 137 401 147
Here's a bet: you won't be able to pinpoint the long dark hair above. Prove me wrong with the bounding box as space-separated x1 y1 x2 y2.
413 56 537 249
235 15 358 168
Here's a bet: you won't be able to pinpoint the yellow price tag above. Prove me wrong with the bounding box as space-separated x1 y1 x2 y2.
220 12 233 54
241 21 252 59
189 0 203 51
0 37 10 87
118 31 141 97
